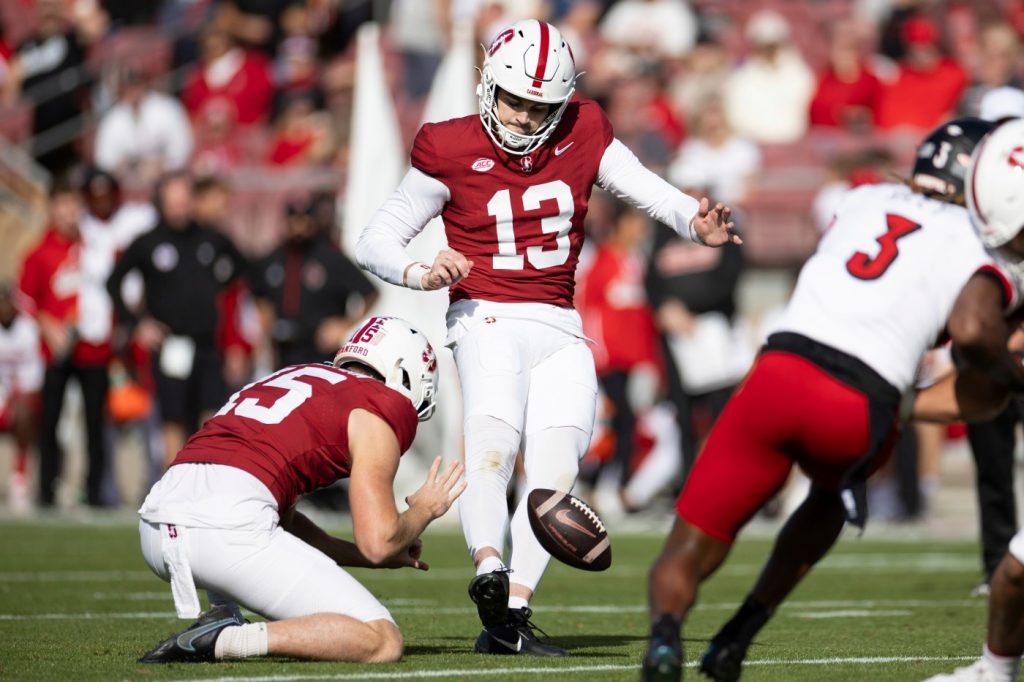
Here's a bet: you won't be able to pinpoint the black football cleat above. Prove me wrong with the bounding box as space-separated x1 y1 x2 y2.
698 638 747 681
468 569 511 627
138 604 245 663
641 635 682 682
474 606 567 657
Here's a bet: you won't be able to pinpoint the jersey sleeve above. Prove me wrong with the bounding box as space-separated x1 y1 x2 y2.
363 384 419 453
411 124 443 180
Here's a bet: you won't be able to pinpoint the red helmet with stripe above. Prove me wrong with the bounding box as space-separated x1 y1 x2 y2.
478 20 577 156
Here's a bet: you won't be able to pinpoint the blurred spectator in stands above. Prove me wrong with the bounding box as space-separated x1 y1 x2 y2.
17 179 112 508
980 85 1024 122
576 204 664 506
598 0 697 62
106 172 246 468
160 0 218 92
605 66 677 171
876 15 967 132
555 0 602 73
668 31 731 126
16 0 101 174
390 0 449 103
960 22 1022 117
645 184 746 482
94 67 194 186
219 0 296 55
0 19 22 105
249 193 377 369
308 0 373 60
182 23 274 126
266 91 334 166
0 282 42 514
273 6 318 98
723 9 814 144
101 0 159 27
809 18 883 131
190 99 245 176
811 148 893 233
668 95 760 209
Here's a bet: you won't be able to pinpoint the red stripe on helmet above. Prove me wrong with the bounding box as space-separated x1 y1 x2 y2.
532 20 550 89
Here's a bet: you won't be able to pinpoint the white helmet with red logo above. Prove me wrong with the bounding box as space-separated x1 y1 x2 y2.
966 118 1024 249
478 20 577 156
333 316 438 421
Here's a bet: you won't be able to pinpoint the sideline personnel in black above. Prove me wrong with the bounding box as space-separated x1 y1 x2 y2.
107 171 245 467
249 194 377 368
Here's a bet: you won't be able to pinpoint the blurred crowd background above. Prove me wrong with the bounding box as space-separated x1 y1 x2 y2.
0 0 1020 541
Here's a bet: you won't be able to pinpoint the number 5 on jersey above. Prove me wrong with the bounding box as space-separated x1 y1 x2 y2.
846 213 922 280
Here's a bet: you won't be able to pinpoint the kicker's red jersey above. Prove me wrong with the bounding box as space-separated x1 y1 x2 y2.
173 364 418 511
411 98 614 307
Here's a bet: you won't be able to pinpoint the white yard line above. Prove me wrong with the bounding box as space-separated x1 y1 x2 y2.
0 598 983 621
166 656 977 682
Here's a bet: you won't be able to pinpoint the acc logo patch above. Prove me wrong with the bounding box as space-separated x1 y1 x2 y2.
472 158 495 172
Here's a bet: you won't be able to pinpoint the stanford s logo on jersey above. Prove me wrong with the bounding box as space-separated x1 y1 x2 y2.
472 158 495 172
521 156 533 173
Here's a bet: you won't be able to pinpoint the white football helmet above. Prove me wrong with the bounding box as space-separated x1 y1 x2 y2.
966 118 1024 249
478 20 577 156
333 316 438 421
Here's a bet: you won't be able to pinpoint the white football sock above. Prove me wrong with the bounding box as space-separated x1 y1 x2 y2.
214 622 268 659
508 426 588 593
983 643 1021 681
476 555 506 576
508 596 529 611
460 415 520 560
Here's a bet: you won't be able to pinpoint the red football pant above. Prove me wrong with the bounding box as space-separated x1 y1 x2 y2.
677 350 895 543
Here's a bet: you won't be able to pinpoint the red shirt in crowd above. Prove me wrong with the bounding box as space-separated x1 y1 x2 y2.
17 228 112 367
875 58 967 131
809 62 882 127
577 244 662 376
181 49 274 125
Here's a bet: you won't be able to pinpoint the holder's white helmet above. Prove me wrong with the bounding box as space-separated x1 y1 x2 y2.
333 316 438 421
478 20 577 156
966 118 1024 249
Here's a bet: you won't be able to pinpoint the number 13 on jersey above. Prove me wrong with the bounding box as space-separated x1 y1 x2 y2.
487 180 575 270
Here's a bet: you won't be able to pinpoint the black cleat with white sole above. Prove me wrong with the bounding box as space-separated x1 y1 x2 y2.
474 607 567 657
468 569 511 628
138 604 245 663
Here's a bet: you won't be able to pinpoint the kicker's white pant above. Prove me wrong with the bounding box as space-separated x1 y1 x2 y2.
452 313 597 594
138 464 392 624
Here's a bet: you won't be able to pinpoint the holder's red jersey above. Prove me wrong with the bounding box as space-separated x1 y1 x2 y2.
173 364 418 511
411 99 614 307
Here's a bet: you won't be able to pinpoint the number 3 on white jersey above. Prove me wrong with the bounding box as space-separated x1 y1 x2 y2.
487 180 574 270
216 366 346 425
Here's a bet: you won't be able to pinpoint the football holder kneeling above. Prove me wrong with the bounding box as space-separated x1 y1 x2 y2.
526 488 612 571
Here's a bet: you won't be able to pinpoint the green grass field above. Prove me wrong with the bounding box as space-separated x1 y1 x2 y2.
0 517 991 681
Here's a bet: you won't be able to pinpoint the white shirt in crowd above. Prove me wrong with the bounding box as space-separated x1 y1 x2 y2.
95 91 194 174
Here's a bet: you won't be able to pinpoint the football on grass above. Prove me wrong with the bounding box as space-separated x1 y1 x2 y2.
527 488 611 571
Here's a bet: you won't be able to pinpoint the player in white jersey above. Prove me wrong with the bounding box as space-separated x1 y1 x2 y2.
922 119 1024 682
0 284 43 511
641 118 1011 682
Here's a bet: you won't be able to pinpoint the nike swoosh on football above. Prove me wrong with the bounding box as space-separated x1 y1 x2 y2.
555 508 596 538
177 618 233 652
554 141 574 156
